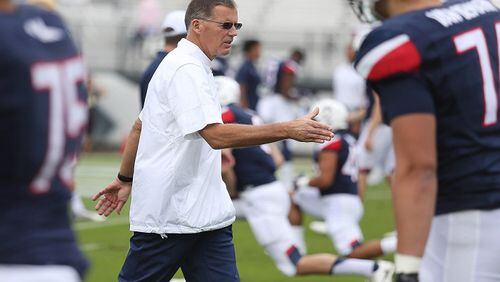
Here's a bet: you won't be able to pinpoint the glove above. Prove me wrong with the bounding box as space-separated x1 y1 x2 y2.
294 176 310 189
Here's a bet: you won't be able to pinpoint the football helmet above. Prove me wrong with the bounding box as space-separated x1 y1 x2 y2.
215 76 240 107
311 99 349 131
348 0 384 23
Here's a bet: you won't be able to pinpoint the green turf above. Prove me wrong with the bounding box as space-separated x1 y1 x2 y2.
75 153 394 282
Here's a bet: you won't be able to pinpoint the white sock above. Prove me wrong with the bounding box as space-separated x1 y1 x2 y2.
71 193 87 215
291 226 307 254
380 236 397 254
331 258 377 277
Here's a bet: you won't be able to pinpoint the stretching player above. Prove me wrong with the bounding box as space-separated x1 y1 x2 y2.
216 76 395 282
291 98 397 260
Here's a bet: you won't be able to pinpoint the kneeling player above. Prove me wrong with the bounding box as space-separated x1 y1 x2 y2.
216 76 394 281
291 99 397 259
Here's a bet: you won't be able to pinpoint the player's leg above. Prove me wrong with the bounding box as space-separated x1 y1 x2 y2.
180 225 239 282
292 185 323 219
0 265 80 282
240 182 393 280
322 194 396 259
420 208 500 282
473 208 500 281
260 241 390 278
322 194 365 255
348 236 397 259
118 232 197 282
288 192 308 254
240 181 303 275
357 124 375 201
291 185 325 253
249 199 387 279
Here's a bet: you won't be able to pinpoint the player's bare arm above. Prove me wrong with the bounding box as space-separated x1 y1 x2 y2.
308 152 338 190
239 84 249 108
269 143 285 168
365 93 382 151
200 107 333 149
391 113 437 257
91 118 142 216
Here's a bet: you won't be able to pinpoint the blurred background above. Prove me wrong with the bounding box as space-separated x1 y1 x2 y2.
19 1 500 281
50 0 361 151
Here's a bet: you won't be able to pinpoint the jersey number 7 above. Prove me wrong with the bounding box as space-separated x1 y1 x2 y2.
454 23 500 127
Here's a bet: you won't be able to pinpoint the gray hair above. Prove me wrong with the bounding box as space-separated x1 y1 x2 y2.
185 0 237 29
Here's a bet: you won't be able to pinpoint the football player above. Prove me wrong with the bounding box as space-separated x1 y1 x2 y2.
0 0 89 281
349 0 500 281
139 10 187 108
292 98 397 260
217 76 395 282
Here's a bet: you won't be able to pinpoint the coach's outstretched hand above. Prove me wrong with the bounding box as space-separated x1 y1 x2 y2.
287 107 334 143
92 178 132 216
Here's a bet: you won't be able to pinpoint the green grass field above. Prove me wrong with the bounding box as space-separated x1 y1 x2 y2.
74 153 394 282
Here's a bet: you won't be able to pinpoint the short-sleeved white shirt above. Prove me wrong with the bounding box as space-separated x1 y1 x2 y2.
130 39 235 234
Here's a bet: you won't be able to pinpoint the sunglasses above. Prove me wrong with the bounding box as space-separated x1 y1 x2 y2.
199 18 243 30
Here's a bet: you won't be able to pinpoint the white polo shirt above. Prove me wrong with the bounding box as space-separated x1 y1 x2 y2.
130 39 235 234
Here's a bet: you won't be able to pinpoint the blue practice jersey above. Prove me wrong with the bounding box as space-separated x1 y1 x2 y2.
140 51 168 108
355 0 500 215
0 5 89 276
222 104 277 191
313 130 358 196
235 59 261 111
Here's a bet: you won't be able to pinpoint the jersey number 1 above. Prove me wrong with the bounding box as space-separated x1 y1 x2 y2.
30 57 88 194
454 24 500 126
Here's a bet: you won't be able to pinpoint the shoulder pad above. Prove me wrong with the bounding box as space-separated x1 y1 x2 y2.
321 137 342 152
222 107 236 124
355 26 421 81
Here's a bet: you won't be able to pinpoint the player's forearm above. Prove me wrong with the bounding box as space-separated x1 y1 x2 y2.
367 96 382 135
392 165 437 257
119 119 142 177
309 174 335 190
200 123 289 149
347 108 366 123
280 74 294 98
222 168 238 198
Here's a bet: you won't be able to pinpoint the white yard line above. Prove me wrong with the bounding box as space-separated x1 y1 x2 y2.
75 217 129 231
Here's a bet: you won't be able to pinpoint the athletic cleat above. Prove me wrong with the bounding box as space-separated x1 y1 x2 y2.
74 210 106 222
368 261 395 282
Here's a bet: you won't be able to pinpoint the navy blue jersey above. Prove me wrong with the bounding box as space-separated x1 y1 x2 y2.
0 5 88 276
222 104 276 191
313 131 358 196
355 0 500 215
212 56 229 76
140 50 167 108
235 59 261 110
